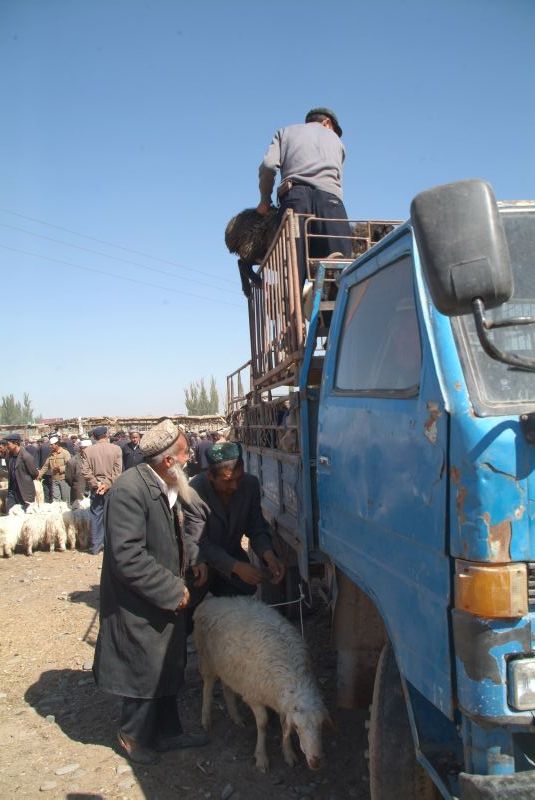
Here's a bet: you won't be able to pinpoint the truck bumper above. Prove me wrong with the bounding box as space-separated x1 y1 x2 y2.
459 770 535 799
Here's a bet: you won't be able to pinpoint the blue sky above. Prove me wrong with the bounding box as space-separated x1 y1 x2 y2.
1 0 533 418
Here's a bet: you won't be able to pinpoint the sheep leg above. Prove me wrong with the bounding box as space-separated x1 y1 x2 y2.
251 704 269 772
67 527 76 550
281 714 298 767
200 673 216 731
222 683 245 727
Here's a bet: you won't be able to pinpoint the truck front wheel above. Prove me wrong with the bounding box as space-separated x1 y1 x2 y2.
368 641 440 800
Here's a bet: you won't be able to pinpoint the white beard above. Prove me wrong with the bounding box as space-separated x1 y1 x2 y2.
167 463 194 506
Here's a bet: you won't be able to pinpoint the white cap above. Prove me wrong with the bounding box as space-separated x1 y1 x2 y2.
49 435 59 445
80 439 92 448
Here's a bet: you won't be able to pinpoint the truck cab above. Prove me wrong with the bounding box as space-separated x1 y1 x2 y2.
228 182 535 798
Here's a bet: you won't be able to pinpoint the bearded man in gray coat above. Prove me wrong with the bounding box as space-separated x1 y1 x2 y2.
93 419 208 765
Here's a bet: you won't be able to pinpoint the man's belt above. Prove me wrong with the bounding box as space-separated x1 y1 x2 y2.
278 179 312 199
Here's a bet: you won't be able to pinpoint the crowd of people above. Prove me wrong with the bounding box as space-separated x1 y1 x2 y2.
0 427 229 507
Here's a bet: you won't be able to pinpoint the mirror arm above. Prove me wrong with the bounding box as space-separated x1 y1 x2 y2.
472 298 535 372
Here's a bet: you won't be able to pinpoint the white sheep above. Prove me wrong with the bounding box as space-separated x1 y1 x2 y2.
19 514 48 555
0 515 24 557
70 499 91 550
193 595 329 772
8 504 26 517
60 510 78 550
46 513 68 552
19 504 68 555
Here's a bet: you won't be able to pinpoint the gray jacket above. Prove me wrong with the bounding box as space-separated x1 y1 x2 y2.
259 121 346 204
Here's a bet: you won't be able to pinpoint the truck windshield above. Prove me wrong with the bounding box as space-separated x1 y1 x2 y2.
452 207 535 415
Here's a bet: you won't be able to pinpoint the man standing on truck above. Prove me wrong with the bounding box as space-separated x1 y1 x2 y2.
183 442 286 596
257 107 352 285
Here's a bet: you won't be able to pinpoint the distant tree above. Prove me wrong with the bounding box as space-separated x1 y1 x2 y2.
209 377 219 414
22 393 34 423
184 377 219 415
0 392 35 425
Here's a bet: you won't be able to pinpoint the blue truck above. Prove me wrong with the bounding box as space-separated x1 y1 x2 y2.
226 180 535 799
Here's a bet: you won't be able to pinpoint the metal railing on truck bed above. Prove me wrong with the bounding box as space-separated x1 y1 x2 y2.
246 210 401 393
227 212 400 576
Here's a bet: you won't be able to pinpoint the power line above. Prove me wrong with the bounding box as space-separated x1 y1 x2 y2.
0 221 240 296
0 207 235 286
0 243 242 309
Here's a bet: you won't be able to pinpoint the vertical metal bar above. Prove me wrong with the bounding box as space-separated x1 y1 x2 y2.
275 236 283 358
288 211 304 353
285 212 296 357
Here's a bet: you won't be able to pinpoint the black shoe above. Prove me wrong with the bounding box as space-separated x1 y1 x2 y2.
154 731 209 752
117 730 160 765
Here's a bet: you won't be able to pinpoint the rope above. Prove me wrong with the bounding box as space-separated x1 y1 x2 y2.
268 584 306 638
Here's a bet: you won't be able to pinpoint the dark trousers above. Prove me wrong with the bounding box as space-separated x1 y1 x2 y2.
278 184 352 285
42 475 53 503
120 695 182 747
89 492 106 554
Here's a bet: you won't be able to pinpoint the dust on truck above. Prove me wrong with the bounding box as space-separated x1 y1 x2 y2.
227 181 535 799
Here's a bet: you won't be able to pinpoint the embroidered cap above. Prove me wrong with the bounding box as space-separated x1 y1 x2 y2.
139 418 184 458
206 441 242 466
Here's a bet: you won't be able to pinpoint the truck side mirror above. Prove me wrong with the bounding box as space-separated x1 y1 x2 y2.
411 179 513 316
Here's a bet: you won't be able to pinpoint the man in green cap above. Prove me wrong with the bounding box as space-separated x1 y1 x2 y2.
183 442 285 596
257 107 352 285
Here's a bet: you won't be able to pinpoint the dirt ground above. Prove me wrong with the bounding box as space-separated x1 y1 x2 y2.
0 551 370 800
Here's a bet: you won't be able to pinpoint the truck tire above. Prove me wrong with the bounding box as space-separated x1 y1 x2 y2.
369 641 440 800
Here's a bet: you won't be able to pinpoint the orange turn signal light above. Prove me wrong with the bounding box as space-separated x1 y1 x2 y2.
455 560 528 619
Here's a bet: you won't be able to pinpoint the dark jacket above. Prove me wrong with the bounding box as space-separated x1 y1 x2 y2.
38 443 52 471
196 439 213 470
93 464 201 699
65 453 88 502
9 448 38 504
183 472 273 579
122 441 144 471
25 444 40 462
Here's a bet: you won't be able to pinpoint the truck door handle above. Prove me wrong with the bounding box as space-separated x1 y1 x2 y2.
318 455 330 467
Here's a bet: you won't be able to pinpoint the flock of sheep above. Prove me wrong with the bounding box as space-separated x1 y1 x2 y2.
0 494 91 557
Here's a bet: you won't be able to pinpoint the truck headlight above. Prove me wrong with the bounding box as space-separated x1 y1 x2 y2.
508 658 535 711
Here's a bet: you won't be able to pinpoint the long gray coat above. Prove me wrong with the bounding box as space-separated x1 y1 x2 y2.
93 464 200 699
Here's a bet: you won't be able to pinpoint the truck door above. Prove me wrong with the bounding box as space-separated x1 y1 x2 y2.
317 235 454 717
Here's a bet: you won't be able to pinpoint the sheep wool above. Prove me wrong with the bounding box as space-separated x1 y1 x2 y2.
0 515 25 557
193 595 329 772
